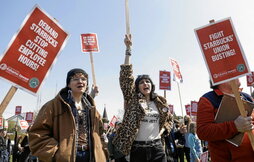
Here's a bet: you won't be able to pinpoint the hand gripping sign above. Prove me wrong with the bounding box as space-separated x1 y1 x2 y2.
195 18 254 150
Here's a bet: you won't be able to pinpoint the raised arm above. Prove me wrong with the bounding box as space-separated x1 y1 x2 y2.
124 34 132 65
120 34 135 104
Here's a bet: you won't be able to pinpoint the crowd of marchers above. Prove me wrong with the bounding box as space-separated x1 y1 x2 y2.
0 35 253 162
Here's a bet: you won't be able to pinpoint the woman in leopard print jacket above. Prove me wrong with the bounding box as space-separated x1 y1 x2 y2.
113 35 173 162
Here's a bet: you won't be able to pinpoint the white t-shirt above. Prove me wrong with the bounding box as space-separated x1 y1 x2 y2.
135 101 161 141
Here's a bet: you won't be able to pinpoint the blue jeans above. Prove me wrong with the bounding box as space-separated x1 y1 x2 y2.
130 140 166 162
76 150 90 162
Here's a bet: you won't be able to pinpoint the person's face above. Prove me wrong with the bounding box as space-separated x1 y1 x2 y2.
219 78 241 93
68 73 87 95
3 131 7 137
180 126 187 134
138 79 152 97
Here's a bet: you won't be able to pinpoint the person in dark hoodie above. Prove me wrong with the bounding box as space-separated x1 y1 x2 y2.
29 68 108 162
113 34 173 162
108 121 127 162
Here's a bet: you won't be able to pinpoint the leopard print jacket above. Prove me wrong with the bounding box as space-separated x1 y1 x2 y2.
112 64 173 155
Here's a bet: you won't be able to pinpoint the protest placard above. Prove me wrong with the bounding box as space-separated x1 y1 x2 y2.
26 112 34 123
195 18 254 150
185 104 191 116
80 33 99 53
0 5 69 94
159 71 171 90
15 106 22 115
168 104 174 114
19 120 29 130
191 101 198 117
195 18 250 85
246 72 254 87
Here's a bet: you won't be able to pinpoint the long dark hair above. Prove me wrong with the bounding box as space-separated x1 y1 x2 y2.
135 74 157 100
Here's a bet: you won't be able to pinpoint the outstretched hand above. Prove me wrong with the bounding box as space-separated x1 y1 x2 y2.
124 34 132 49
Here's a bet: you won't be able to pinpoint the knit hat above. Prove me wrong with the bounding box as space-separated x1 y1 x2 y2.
135 74 156 99
66 68 88 86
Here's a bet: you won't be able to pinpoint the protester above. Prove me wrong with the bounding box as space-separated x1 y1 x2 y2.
18 127 38 162
164 127 178 162
13 131 22 162
108 121 127 162
112 34 173 162
197 79 254 161
184 115 191 129
183 115 191 162
29 68 108 162
0 129 10 162
174 124 189 162
188 122 202 162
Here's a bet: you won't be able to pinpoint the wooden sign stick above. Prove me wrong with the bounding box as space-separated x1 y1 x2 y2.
125 0 131 35
230 80 254 150
89 52 96 86
0 86 18 116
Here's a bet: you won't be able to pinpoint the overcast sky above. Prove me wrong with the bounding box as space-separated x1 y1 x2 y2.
1 0 254 120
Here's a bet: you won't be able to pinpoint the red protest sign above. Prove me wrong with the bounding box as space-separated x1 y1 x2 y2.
185 104 191 116
19 120 29 130
0 5 69 94
195 18 250 85
15 106 22 115
191 101 198 116
170 58 183 83
159 71 171 90
168 104 174 114
25 112 34 123
109 115 118 127
246 72 254 87
80 33 99 53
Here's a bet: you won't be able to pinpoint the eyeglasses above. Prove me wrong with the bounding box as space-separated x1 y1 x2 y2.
71 77 87 82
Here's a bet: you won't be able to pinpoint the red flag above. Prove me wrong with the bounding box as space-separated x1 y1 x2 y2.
170 58 183 83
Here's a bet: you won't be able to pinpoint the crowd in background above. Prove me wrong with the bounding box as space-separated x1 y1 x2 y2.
0 114 208 162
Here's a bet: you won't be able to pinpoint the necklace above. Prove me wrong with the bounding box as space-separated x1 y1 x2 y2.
145 101 153 112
